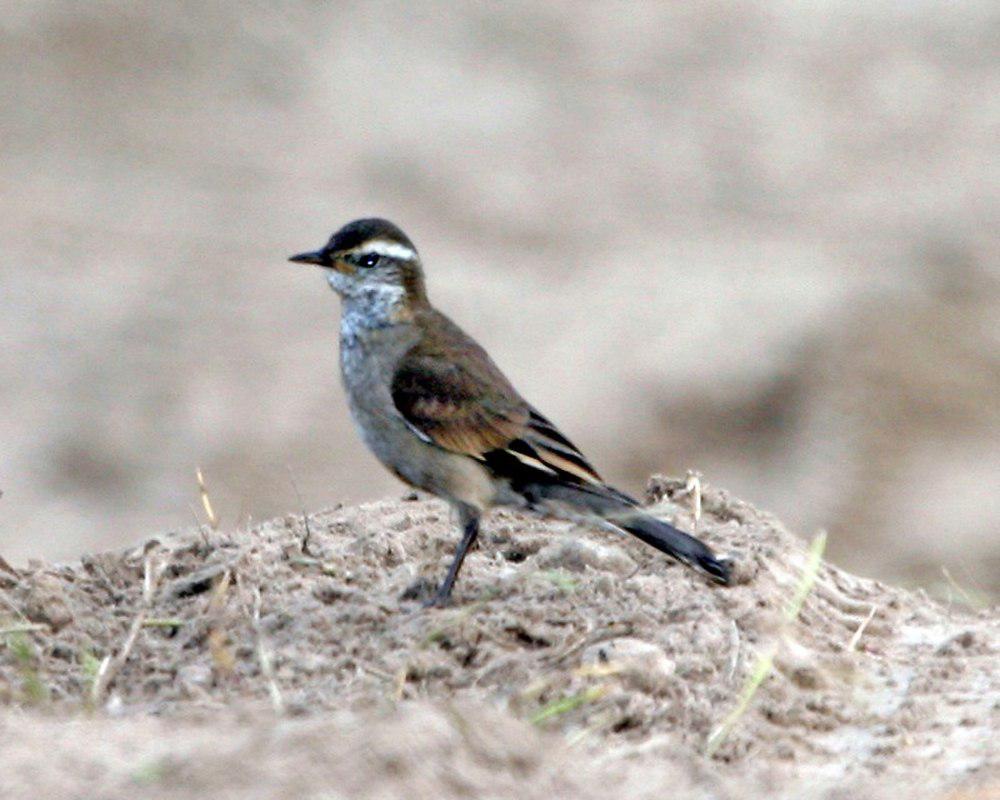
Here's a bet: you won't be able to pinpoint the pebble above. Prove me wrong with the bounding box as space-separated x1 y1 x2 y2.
177 663 213 698
581 637 676 694
24 573 74 631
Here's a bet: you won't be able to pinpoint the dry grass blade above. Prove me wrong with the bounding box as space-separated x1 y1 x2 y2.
705 531 827 757
530 685 609 725
0 587 29 622
684 470 703 525
286 464 314 554
0 623 48 635
253 592 284 714
196 467 220 530
0 554 19 578
236 574 284 714
847 605 878 651
726 619 741 682
91 553 164 706
207 569 236 677
939 567 990 609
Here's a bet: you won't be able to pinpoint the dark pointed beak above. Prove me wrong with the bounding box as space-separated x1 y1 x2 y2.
288 249 330 267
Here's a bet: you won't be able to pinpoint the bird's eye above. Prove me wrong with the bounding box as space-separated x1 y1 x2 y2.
359 252 380 268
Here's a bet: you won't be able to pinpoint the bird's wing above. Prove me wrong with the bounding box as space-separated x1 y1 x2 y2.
390 318 605 488
391 346 527 455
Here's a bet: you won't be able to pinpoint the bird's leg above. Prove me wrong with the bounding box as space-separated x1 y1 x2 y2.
426 507 480 607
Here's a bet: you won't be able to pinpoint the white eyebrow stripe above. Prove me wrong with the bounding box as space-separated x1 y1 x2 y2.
352 240 418 261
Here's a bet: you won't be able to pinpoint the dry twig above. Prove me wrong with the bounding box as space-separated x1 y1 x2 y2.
684 470 703 525
0 587 29 622
196 467 220 530
286 464 314 554
0 623 48 635
726 619 741 682
91 553 164 706
236 574 284 713
847 605 878 651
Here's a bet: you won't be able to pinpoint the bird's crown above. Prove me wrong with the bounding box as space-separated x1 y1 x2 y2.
324 218 419 262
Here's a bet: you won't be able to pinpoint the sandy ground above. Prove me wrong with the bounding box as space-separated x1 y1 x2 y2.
1 479 996 799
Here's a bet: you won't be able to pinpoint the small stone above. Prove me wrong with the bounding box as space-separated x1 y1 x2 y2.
313 580 358 605
177 663 213 698
164 562 232 600
24 573 74 631
774 640 829 690
581 637 675 694
936 630 977 655
388 513 414 532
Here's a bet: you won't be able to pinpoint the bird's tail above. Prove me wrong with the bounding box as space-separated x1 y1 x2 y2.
609 504 732 584
533 482 732 585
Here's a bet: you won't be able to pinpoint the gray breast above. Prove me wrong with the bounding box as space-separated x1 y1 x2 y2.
336 310 497 509
338 314 422 464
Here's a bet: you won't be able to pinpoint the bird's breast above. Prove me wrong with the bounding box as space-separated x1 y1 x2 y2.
336 323 497 510
338 321 419 436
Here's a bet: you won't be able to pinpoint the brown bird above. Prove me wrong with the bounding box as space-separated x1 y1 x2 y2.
291 218 731 605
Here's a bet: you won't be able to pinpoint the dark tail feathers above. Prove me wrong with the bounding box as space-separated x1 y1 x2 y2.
614 509 731 585
530 482 732 585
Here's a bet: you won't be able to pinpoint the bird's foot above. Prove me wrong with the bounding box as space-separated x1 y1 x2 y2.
399 576 436 603
400 576 455 607
421 589 454 609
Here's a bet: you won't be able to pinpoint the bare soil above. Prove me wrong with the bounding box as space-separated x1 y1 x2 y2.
1 478 996 799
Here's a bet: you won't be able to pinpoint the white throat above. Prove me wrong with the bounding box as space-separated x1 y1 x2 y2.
335 277 407 336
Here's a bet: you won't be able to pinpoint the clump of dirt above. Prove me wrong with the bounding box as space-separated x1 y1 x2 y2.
0 478 996 799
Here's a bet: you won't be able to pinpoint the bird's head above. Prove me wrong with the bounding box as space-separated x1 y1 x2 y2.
290 218 426 304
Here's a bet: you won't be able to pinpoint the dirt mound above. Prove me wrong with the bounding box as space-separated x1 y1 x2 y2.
1 478 997 799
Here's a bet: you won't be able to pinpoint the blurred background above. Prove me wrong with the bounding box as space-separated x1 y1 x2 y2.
1 2 997 595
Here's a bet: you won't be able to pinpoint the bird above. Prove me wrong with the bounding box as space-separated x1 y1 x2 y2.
290 218 732 606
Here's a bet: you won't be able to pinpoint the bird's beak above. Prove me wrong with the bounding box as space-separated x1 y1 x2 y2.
288 249 330 267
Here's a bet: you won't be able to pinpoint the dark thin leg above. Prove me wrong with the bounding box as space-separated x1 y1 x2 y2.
426 509 480 607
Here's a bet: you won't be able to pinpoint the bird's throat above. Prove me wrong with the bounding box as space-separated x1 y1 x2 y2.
339 282 413 337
